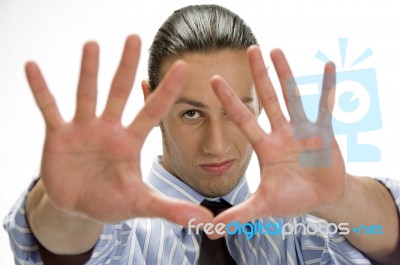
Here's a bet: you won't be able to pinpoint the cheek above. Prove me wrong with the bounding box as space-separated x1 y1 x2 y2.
234 135 254 166
166 125 201 159
238 140 253 159
230 126 252 152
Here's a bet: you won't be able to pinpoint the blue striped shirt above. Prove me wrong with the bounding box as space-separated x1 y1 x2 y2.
4 156 400 264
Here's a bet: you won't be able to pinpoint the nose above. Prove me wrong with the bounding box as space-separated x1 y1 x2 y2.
202 119 231 156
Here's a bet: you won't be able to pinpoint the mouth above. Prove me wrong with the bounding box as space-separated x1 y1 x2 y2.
198 160 235 176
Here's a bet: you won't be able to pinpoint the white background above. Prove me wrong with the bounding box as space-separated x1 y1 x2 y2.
1 0 399 263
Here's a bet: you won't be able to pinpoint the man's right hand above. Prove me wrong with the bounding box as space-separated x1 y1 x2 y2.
25 35 212 254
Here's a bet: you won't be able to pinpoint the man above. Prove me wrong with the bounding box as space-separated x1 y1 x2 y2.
4 4 400 264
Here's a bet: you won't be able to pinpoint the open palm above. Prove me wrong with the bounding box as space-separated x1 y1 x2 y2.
211 47 346 224
27 35 212 225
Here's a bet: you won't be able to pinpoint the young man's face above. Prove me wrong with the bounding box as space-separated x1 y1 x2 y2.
154 50 259 197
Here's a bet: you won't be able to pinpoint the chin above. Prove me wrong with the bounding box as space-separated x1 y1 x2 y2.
200 186 233 198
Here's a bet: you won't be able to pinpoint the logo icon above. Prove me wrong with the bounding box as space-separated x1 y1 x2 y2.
295 38 382 162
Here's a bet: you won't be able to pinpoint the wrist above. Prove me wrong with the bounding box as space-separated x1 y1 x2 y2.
311 173 354 222
26 178 103 254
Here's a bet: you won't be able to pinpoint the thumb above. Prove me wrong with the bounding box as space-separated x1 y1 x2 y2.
139 191 214 227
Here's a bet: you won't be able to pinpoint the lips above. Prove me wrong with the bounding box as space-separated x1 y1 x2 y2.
199 160 235 176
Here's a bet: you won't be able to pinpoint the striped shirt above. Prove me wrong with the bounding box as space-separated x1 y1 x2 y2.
4 156 400 265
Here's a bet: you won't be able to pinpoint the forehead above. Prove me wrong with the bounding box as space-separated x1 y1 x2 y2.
160 50 254 100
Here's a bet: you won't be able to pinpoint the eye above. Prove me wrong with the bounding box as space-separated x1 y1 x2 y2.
182 110 201 120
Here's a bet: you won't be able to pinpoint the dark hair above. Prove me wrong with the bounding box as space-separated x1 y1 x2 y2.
147 4 258 91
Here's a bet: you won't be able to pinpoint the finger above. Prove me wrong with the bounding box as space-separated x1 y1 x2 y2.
317 62 336 126
127 61 188 141
25 62 63 129
138 190 213 226
271 49 307 124
211 76 267 153
74 42 99 122
102 35 141 122
247 46 286 129
210 194 265 239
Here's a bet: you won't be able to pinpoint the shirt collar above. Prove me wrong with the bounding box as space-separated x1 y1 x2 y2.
147 156 251 206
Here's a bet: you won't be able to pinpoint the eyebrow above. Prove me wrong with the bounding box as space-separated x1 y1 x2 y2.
174 96 254 109
175 98 208 109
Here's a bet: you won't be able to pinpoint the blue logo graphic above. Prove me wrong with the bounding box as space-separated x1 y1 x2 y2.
351 224 383 235
188 218 383 240
294 38 382 163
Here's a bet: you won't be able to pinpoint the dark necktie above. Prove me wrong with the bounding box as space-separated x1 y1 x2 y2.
199 200 237 265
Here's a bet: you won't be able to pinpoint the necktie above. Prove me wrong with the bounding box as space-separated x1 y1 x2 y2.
199 200 237 265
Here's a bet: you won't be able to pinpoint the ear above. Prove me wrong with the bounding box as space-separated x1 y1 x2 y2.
141 79 151 102
142 79 162 128
257 99 262 117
